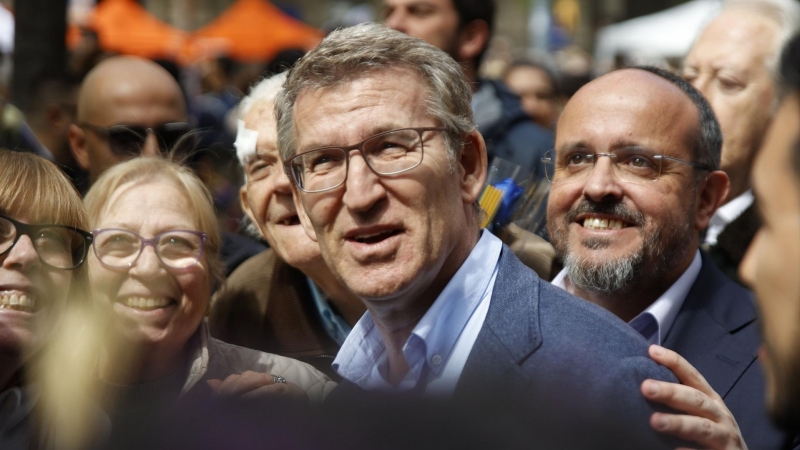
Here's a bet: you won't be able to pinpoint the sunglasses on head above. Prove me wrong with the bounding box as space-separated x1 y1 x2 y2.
79 122 197 156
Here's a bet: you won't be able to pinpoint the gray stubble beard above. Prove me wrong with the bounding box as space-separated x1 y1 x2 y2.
557 214 694 302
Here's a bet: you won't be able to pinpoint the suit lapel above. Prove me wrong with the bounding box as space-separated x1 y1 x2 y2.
663 252 758 398
456 247 543 393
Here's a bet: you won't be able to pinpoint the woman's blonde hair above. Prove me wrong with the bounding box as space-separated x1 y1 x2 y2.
83 157 223 284
0 150 90 287
0 150 88 230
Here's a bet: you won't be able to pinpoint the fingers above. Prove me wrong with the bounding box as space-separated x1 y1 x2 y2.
241 382 308 404
650 412 746 450
642 379 724 422
649 345 718 400
209 371 278 397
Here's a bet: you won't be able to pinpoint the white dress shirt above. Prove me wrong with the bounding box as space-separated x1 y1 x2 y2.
551 250 702 344
332 230 503 396
705 190 754 246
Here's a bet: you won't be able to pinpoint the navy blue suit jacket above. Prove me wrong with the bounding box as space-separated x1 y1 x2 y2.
451 246 679 447
327 246 681 447
664 252 798 450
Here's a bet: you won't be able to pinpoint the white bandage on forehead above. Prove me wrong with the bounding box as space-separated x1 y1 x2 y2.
234 119 260 168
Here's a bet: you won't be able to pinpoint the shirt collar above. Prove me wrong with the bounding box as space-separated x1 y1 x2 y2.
714 190 754 224
332 230 503 384
409 230 502 376
635 250 702 343
551 250 703 344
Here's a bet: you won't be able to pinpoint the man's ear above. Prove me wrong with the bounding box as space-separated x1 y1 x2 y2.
456 20 490 63
460 130 488 205
695 170 730 230
239 185 266 240
291 185 318 242
67 123 90 171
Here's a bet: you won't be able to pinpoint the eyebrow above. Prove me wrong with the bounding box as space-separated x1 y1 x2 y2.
253 148 279 160
557 141 656 153
297 124 410 152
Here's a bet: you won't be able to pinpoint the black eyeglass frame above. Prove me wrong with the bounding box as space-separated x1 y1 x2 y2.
91 228 209 270
285 127 449 193
78 122 196 156
541 149 714 183
0 213 93 270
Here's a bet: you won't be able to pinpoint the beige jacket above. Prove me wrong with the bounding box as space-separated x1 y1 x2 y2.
181 321 337 404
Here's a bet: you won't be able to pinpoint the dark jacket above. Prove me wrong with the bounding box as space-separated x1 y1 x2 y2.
705 203 760 285
474 79 554 179
329 246 679 448
664 251 797 450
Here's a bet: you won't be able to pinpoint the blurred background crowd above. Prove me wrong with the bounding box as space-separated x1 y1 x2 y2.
0 0 724 241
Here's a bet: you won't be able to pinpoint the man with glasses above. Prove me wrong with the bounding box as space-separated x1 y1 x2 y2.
278 23 680 447
546 66 790 449
67 56 194 185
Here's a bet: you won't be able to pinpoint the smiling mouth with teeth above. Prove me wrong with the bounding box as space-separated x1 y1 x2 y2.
0 293 37 313
122 297 174 311
582 217 626 230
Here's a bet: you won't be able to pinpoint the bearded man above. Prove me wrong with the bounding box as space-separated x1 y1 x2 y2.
547 66 796 449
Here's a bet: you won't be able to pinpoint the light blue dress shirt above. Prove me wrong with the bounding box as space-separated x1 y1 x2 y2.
332 230 503 395
552 250 703 345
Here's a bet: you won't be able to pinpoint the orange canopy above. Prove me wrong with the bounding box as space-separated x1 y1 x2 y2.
188 0 322 62
90 0 186 60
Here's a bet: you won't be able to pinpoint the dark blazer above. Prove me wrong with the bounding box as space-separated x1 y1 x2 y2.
664 251 797 450
704 203 760 285
454 246 682 447
329 246 679 448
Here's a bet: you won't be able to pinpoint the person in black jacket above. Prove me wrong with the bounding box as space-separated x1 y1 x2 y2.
384 0 553 179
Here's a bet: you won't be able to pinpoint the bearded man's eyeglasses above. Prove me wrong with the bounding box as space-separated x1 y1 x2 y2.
285 127 448 193
541 147 712 185
0 214 92 270
79 122 197 156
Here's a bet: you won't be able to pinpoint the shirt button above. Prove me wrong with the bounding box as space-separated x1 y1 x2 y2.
431 355 443 365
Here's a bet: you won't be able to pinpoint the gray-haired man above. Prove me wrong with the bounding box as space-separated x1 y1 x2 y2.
278 22 679 447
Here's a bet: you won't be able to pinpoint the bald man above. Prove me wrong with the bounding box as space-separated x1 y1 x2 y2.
68 56 191 183
547 66 795 449
68 56 265 275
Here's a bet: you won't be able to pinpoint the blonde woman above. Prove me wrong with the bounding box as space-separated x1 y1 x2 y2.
82 158 334 429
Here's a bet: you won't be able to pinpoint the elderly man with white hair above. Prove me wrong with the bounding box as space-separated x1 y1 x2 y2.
208 73 364 380
684 0 800 282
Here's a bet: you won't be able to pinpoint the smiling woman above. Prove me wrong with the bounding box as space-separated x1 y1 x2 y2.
0 149 91 446
81 157 334 436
